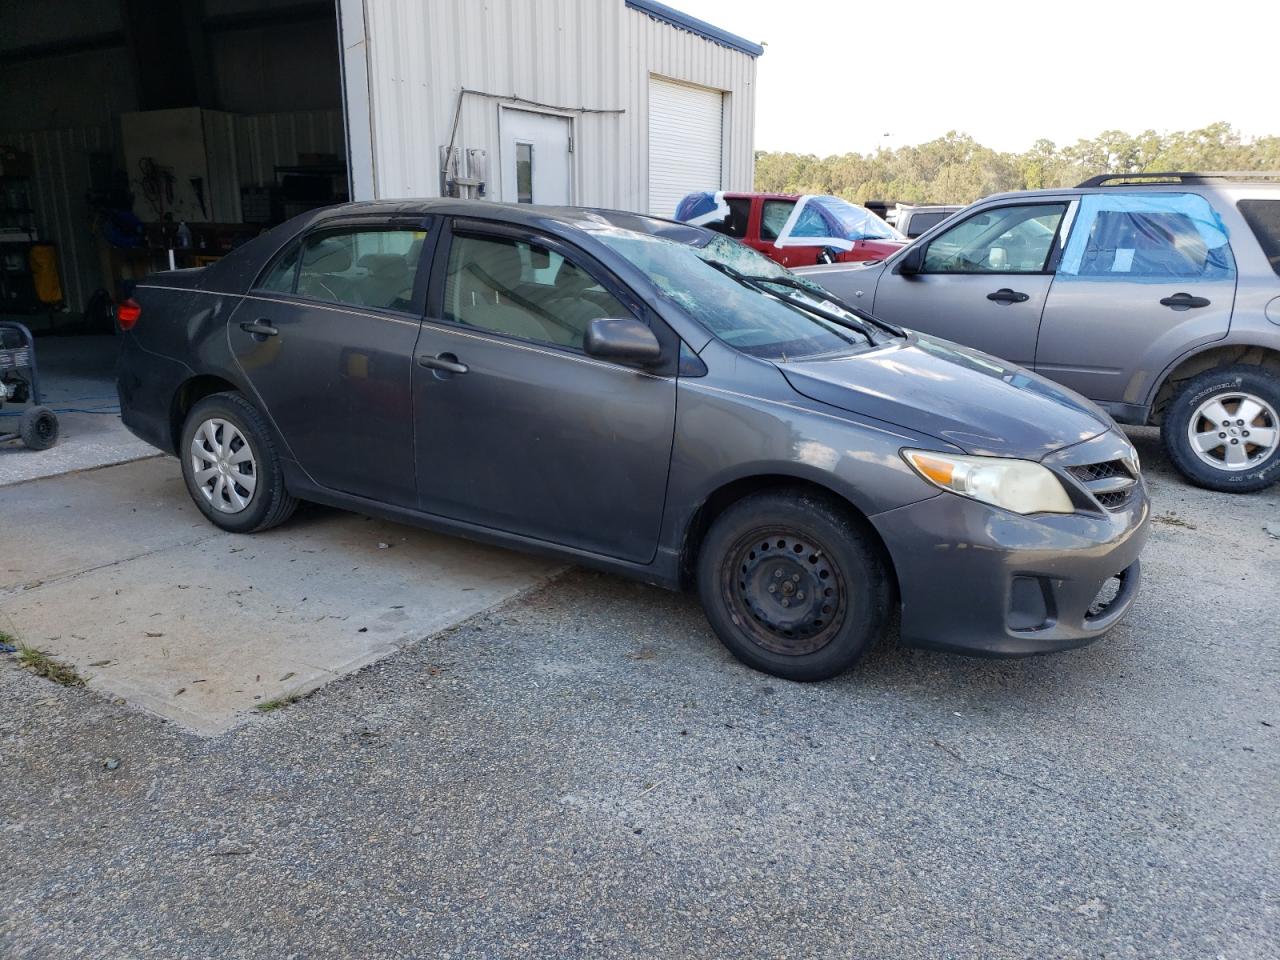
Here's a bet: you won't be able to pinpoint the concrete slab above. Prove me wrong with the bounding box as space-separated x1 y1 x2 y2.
0 458 561 734
1 334 157 487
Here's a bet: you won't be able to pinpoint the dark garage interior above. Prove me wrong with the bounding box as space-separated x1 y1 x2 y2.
0 0 346 338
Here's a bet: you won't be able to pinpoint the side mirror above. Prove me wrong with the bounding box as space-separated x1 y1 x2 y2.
896 245 925 276
584 318 662 365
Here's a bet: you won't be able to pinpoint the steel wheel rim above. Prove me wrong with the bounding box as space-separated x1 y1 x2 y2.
190 417 258 514
721 527 848 657
1187 391 1279 472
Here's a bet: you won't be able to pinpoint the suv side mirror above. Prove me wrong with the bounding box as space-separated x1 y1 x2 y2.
584 318 662 365
896 245 925 276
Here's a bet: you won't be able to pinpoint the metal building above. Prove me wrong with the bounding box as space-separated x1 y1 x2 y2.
340 0 762 216
0 0 759 322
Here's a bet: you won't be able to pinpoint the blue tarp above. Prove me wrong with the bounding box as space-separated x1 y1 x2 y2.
1058 192 1234 282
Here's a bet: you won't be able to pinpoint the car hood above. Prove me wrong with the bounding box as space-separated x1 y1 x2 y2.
779 333 1112 459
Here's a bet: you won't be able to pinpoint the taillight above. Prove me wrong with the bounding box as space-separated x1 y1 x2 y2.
116 298 141 330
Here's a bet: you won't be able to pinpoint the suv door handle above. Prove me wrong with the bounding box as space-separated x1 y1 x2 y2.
417 352 468 375
1159 292 1211 309
986 288 1030 304
239 319 278 338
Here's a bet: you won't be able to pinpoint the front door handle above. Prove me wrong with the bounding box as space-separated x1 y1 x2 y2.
239 319 278 339
987 288 1030 304
417 352 469 375
1159 292 1211 310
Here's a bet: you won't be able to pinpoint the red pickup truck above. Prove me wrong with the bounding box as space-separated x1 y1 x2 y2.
675 191 907 267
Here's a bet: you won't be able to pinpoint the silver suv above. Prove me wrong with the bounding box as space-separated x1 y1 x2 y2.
799 172 1280 492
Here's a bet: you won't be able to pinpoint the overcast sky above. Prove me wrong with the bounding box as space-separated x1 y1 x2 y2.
672 0 1275 156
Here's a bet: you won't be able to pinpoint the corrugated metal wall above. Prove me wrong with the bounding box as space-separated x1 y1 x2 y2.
356 0 756 212
8 126 112 313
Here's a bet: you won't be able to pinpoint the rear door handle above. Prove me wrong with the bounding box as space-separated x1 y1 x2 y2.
987 288 1030 304
417 353 469 375
1159 292 1211 309
239 319 278 338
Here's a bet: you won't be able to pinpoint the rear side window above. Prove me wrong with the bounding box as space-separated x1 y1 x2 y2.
1238 200 1280 276
257 244 300 293
295 228 427 311
1058 192 1234 281
694 197 751 239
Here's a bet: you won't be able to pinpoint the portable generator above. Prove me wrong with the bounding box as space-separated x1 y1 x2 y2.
0 321 59 450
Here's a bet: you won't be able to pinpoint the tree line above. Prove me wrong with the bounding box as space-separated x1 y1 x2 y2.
753 123 1280 205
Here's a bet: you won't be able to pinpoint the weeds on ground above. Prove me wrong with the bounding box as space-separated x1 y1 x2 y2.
256 690 309 713
12 639 86 688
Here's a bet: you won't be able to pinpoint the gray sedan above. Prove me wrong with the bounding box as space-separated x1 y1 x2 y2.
116 200 1148 681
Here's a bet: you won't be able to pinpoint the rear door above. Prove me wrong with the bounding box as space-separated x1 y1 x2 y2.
410 218 678 563
1035 191 1237 402
872 201 1069 366
228 218 431 507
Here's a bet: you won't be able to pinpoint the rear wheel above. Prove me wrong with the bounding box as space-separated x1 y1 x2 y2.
696 490 891 681
1162 366 1280 492
19 406 59 450
180 392 297 533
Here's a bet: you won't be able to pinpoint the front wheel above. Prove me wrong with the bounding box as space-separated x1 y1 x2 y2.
696 490 892 681
180 392 297 533
1161 366 1280 493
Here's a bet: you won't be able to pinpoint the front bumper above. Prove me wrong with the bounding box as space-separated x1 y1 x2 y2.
872 430 1150 657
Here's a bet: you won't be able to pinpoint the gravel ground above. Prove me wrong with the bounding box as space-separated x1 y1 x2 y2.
2 427 1278 959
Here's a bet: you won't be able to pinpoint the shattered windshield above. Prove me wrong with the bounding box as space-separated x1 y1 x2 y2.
593 229 874 361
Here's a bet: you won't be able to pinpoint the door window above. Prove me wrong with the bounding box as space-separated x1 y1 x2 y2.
1058 193 1234 281
760 199 796 241
443 233 631 350
699 197 752 238
295 228 427 311
923 204 1066 273
790 204 832 238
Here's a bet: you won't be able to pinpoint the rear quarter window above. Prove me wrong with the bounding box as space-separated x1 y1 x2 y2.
1237 200 1280 276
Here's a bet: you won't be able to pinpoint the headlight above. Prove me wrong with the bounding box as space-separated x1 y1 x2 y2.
902 449 1074 515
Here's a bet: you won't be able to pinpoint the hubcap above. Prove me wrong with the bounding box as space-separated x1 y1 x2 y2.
722 529 847 656
190 417 257 514
1187 392 1279 472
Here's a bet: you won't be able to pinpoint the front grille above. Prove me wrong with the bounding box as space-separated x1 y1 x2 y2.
1068 460 1126 484
1067 459 1137 511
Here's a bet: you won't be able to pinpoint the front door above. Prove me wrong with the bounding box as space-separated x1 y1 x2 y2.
228 221 431 506
872 201 1069 367
1035 191 1237 402
411 220 677 563
500 109 571 205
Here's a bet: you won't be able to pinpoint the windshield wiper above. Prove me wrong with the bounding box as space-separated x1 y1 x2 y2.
736 275 907 338
700 260 876 346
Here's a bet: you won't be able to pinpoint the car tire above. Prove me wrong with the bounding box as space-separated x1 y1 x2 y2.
696 489 891 681
180 392 297 533
18 405 59 450
1161 365 1280 493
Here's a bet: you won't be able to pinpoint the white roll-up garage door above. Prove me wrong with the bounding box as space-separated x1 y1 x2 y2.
647 77 724 217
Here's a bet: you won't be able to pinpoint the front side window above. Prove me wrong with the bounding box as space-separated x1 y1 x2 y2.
760 199 796 241
1058 192 1234 281
443 233 631 350
295 228 426 311
923 203 1066 274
